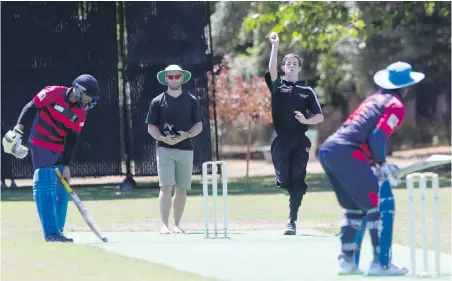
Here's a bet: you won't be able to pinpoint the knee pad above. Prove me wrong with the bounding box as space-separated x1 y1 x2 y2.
344 209 365 229
378 180 395 267
33 168 60 238
55 165 69 232
343 209 366 265
340 209 365 259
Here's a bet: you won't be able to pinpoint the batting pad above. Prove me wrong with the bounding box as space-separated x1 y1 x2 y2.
379 179 395 267
55 165 69 231
354 217 366 265
33 168 60 238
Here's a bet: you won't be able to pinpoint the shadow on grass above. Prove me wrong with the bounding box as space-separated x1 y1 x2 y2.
2 171 450 202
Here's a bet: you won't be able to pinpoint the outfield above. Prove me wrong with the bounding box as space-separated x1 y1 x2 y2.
1 171 451 281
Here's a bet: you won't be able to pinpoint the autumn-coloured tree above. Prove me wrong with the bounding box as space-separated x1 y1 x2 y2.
207 58 272 177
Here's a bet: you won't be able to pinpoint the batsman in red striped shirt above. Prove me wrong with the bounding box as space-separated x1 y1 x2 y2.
2 74 100 242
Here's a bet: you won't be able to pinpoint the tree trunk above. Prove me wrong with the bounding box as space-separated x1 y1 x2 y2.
246 119 252 178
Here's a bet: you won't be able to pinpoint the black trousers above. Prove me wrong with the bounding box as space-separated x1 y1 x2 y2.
271 133 311 222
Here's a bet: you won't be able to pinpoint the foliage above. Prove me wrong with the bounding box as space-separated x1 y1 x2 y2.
244 2 364 52
210 1 253 57
207 58 272 128
211 2 366 81
356 2 451 93
207 58 272 176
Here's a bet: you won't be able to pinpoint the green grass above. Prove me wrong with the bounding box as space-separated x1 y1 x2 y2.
2 172 451 281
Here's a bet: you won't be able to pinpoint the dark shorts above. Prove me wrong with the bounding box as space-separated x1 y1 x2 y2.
30 144 63 170
271 133 311 188
318 141 379 211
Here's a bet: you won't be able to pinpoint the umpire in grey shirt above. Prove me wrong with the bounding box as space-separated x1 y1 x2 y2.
146 64 203 235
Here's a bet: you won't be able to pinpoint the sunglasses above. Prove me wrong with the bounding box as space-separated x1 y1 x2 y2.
166 74 182 80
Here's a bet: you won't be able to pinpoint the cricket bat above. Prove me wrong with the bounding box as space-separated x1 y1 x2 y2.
55 168 108 242
356 154 451 265
392 154 451 179
377 154 450 266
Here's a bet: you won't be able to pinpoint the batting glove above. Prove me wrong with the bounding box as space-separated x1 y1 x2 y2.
2 125 25 157
13 144 29 159
376 162 399 186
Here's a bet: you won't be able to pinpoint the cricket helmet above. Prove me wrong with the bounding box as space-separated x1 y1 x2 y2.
71 74 101 110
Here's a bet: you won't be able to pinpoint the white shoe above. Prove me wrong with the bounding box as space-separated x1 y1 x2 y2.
367 261 409 276
337 255 364 275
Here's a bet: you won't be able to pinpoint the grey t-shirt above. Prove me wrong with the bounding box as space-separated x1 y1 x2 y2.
146 91 203 150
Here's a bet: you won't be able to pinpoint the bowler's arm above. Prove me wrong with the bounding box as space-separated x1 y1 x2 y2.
268 42 279 82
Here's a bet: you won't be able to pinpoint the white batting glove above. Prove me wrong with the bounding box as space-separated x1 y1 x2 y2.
2 126 28 159
14 145 29 159
376 162 399 186
2 126 23 153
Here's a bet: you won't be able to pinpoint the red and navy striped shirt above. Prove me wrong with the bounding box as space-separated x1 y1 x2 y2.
30 86 87 152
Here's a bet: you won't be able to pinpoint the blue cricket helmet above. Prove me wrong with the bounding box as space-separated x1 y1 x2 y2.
71 74 101 110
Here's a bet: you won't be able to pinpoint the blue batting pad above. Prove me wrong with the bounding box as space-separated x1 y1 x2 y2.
32 168 60 238
353 217 367 265
55 165 69 232
379 179 395 268
340 210 364 259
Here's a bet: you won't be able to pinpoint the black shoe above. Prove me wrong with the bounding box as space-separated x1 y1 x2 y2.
45 233 74 243
284 221 296 235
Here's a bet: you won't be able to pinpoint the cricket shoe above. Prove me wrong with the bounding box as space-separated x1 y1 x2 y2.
366 261 408 276
337 254 364 275
283 220 296 235
45 233 74 243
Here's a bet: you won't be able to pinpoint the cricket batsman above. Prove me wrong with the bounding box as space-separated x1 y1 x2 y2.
2 74 100 242
318 62 424 275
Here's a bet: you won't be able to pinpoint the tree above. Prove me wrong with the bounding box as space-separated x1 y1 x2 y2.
355 1 451 146
211 1 366 101
207 58 272 177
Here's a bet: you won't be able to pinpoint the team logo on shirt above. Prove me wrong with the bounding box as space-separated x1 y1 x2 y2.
54 105 64 112
279 86 293 93
386 114 400 129
37 92 46 101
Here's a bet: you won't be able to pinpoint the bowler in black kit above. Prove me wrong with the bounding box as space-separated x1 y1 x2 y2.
266 32 324 235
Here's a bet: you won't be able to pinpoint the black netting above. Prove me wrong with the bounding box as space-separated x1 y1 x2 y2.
124 2 209 66
125 2 213 176
1 2 122 178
